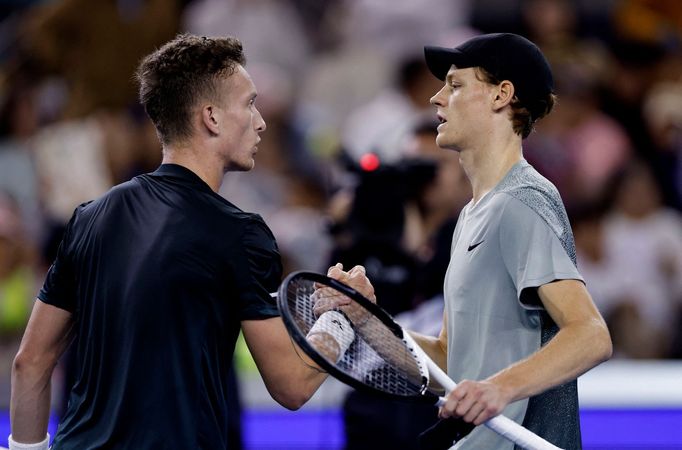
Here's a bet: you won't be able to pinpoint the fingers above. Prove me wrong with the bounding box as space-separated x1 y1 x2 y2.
327 263 365 280
439 383 467 419
313 264 350 317
325 263 375 303
348 265 365 276
349 267 375 301
312 288 351 316
438 380 506 426
327 262 344 278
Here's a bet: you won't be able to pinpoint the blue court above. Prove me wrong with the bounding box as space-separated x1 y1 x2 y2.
2 408 681 449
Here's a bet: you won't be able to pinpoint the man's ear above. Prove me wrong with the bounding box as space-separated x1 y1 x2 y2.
492 80 515 112
201 105 220 136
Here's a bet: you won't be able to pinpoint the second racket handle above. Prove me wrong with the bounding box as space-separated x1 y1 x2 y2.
407 335 564 450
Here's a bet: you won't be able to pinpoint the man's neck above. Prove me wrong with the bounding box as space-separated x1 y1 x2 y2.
162 145 224 193
459 136 523 205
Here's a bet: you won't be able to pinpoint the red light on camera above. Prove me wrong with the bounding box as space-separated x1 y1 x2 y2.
359 153 380 172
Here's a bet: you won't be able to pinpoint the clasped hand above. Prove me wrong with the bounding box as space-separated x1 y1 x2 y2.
312 263 376 327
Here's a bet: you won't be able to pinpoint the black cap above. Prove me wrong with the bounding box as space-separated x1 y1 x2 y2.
424 33 554 120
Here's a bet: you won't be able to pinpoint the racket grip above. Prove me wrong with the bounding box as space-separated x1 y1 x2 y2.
485 415 563 450
306 310 355 361
432 400 563 450
410 337 563 450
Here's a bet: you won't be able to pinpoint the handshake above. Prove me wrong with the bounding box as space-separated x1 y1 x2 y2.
305 263 375 363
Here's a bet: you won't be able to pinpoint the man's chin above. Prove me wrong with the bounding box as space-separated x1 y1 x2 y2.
435 135 452 149
226 160 255 173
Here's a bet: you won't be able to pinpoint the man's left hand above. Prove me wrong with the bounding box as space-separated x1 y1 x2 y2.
438 379 513 425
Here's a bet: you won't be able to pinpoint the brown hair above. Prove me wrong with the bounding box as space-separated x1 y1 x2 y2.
474 67 556 138
136 34 246 145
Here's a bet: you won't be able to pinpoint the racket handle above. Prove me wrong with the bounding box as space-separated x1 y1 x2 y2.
405 334 564 450
434 396 562 450
485 415 562 450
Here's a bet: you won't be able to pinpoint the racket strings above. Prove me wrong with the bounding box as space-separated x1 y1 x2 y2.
285 278 427 397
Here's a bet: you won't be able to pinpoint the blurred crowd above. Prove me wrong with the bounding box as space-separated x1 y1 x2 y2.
0 0 680 445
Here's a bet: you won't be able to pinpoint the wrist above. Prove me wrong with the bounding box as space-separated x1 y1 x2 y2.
486 372 520 404
8 433 50 450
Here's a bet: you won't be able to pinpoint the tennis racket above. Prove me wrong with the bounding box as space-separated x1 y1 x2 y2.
276 271 563 450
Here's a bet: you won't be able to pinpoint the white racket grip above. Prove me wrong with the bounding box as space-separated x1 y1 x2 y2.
402 333 563 450
307 310 355 360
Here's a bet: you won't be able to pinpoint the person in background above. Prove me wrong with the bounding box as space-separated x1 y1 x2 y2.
0 193 37 409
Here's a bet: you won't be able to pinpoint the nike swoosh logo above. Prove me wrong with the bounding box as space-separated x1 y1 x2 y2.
467 241 484 251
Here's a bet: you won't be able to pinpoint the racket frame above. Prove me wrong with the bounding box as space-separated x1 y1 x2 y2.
277 271 441 405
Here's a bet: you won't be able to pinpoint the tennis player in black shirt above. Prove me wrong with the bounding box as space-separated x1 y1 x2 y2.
9 34 373 450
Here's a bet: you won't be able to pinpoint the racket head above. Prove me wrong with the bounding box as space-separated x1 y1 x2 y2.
277 270 440 405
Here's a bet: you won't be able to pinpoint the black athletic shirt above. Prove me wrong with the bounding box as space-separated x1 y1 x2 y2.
38 164 282 449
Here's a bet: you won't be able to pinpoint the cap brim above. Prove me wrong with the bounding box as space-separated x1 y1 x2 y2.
424 46 470 80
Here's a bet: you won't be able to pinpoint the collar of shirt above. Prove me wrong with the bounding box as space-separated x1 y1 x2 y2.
152 164 215 194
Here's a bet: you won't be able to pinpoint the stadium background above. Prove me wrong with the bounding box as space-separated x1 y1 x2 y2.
0 0 681 448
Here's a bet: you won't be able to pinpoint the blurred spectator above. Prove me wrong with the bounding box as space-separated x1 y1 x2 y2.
598 39 665 160
293 44 393 163
341 57 444 164
578 161 682 358
400 118 471 262
0 71 43 241
572 201 622 326
18 0 182 118
97 107 161 184
642 56 682 209
183 0 311 79
613 0 682 48
32 117 113 224
338 0 471 63
293 26 476 171
518 0 632 208
605 161 682 358
522 0 577 47
0 192 37 408
520 0 614 75
525 48 632 209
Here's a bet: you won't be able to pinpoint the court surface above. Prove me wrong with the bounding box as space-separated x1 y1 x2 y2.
1 408 681 449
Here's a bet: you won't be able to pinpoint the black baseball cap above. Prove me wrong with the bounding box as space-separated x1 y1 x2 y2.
424 33 554 120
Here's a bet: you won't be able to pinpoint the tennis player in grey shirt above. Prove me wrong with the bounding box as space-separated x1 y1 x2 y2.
403 33 613 449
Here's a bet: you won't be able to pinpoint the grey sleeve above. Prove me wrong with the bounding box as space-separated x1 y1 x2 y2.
498 195 583 309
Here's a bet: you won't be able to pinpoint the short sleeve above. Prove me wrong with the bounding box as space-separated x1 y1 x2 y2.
499 196 583 308
233 216 282 320
37 209 80 312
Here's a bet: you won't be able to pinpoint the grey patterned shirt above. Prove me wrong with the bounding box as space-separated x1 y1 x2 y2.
444 159 583 449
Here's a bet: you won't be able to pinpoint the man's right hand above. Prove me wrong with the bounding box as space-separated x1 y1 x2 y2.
312 263 376 328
